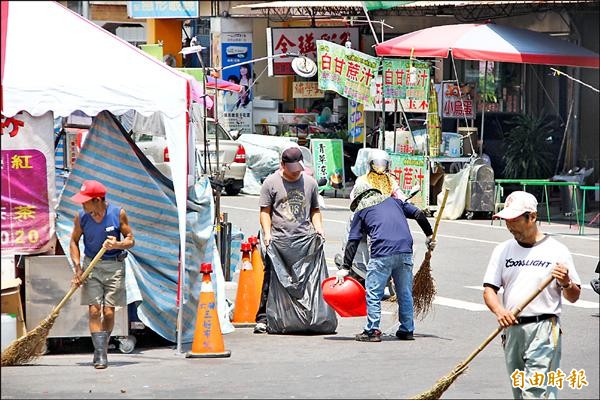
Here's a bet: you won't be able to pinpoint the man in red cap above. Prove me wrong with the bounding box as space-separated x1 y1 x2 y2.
69 180 135 369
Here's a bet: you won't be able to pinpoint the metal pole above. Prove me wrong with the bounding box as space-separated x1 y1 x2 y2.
361 4 380 45
480 61 488 155
393 99 398 152
380 57 385 150
450 54 476 156
225 219 232 282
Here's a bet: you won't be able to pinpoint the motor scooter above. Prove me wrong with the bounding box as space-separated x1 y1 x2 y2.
333 185 422 296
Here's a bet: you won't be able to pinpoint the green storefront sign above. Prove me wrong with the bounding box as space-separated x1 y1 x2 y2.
388 153 429 208
382 59 430 103
310 139 345 191
316 40 379 107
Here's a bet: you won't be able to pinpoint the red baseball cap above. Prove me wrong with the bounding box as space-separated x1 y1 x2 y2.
70 180 107 204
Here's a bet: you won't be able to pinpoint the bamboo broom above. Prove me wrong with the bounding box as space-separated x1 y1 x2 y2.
1 247 107 366
412 188 449 319
411 273 556 400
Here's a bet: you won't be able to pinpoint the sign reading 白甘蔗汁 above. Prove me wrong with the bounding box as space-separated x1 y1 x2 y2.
365 75 430 113
267 27 359 76
382 59 430 104
317 41 379 107
1 112 56 255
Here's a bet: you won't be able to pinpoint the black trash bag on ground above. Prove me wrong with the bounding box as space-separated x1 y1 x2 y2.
265 233 338 334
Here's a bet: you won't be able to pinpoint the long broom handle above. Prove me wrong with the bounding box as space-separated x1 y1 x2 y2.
456 274 555 370
52 247 107 314
431 188 449 241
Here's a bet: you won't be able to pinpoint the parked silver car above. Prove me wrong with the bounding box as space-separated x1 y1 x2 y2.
134 118 246 195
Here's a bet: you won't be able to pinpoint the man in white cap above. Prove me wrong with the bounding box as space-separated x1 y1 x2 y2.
483 191 581 399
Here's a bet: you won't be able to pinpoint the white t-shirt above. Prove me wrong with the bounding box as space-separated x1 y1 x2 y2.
483 235 580 317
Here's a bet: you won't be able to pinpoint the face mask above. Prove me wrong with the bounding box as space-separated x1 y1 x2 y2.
366 171 392 196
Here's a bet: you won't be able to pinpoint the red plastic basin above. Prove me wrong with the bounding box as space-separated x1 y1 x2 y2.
322 276 367 317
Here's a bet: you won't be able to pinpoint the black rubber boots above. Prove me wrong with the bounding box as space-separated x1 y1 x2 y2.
91 331 109 369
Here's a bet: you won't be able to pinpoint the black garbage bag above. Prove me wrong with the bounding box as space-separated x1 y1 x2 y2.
265 233 338 334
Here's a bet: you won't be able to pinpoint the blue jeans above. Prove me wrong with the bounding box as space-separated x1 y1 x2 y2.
364 253 414 333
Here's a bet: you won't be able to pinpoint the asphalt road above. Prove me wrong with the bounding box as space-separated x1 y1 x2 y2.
1 192 598 399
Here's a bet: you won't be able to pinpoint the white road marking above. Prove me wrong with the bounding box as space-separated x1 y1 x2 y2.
433 296 488 311
222 203 598 242
323 218 346 224
465 285 599 309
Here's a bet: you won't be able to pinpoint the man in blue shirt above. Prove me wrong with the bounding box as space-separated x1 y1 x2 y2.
336 181 434 342
70 180 134 368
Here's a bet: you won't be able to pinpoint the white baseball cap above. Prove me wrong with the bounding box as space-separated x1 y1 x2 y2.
494 191 538 220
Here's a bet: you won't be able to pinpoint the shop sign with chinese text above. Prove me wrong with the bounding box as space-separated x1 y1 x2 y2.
1 112 56 255
293 82 324 98
441 81 476 119
218 33 254 134
389 153 429 208
382 59 430 103
310 139 345 191
267 27 359 76
317 41 379 107
365 76 429 113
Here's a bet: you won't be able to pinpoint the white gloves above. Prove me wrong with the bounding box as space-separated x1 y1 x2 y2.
335 269 349 285
426 236 437 252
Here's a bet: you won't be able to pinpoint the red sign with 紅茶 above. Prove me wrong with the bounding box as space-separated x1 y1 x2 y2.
1 112 55 254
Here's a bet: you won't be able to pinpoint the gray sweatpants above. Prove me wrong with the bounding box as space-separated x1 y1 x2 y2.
503 317 561 399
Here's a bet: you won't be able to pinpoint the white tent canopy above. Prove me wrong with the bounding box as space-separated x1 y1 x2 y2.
1 1 204 350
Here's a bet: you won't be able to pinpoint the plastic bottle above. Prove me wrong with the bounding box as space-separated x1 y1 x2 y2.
1 313 17 352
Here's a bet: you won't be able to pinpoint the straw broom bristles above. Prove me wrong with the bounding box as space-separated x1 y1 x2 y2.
1 248 106 366
410 273 556 399
411 363 469 400
412 251 436 319
1 312 59 366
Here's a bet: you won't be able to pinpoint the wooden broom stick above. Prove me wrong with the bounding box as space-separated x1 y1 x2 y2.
412 273 556 400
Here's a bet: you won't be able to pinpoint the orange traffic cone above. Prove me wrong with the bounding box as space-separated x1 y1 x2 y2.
248 236 265 300
186 263 231 358
231 242 259 327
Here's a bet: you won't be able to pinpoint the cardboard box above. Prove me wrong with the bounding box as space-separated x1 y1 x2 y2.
1 278 27 338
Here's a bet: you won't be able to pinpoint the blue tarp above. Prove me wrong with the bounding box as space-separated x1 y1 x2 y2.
56 111 233 343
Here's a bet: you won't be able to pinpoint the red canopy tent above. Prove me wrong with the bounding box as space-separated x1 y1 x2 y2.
375 22 599 156
375 22 599 68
